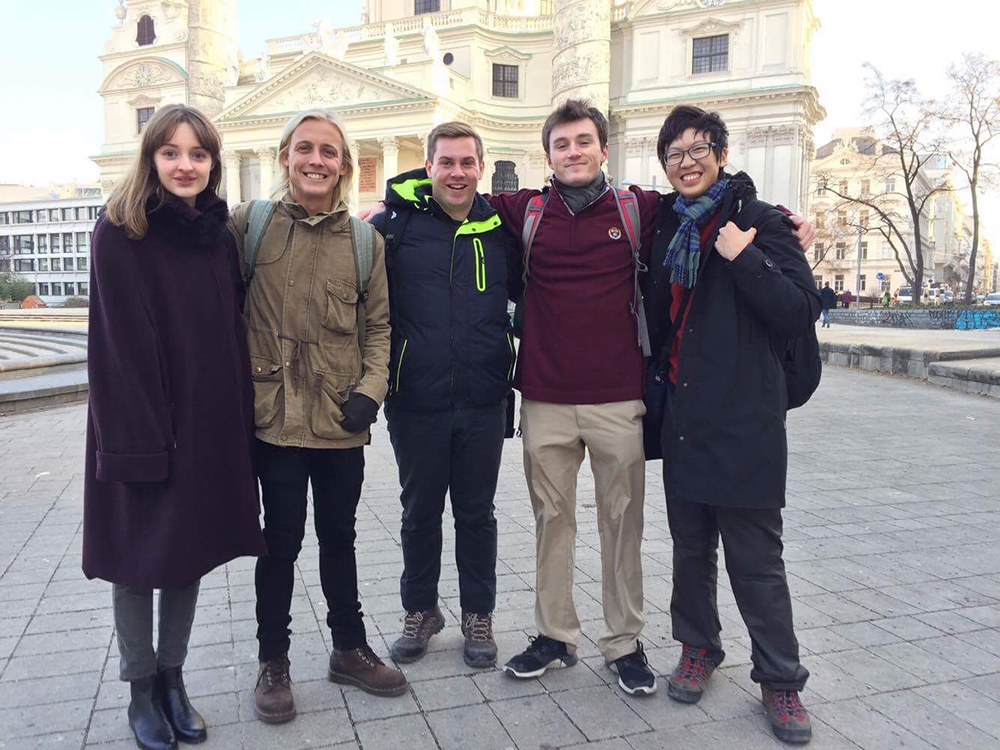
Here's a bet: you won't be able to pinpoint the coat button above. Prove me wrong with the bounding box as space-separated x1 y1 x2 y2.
284 361 291 367
254 366 261 373
289 279 295 286
764 258 774 268
683 382 688 387
688 328 694 334
679 436 685 441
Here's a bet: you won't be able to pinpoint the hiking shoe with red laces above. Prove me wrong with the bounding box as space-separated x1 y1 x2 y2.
667 645 720 704
761 685 812 744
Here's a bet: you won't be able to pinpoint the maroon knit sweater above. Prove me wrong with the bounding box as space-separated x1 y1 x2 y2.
489 185 660 404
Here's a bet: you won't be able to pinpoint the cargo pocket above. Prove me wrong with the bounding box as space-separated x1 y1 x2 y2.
310 372 354 440
251 357 283 429
322 279 358 334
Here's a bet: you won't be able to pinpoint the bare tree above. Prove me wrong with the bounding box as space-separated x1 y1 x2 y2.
931 53 1000 303
816 66 948 304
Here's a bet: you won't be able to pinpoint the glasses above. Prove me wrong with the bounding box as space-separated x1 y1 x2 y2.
663 142 716 167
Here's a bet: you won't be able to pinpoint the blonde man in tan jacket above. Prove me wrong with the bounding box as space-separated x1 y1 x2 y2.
228 110 403 725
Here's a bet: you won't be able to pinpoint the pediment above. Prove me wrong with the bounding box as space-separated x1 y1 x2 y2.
680 16 743 38
100 57 188 94
216 51 434 122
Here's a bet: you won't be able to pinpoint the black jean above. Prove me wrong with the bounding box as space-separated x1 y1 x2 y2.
665 495 809 691
386 403 505 615
254 439 366 660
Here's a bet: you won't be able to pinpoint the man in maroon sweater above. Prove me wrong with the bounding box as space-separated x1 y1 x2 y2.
493 101 661 695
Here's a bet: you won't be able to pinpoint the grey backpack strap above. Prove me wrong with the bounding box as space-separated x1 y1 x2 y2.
519 192 549 284
612 188 651 357
348 215 375 351
242 199 277 313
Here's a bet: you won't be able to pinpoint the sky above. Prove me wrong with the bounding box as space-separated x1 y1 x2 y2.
0 0 996 242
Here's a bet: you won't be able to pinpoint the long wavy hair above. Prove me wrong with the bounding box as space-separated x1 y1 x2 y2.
105 104 223 239
271 109 355 208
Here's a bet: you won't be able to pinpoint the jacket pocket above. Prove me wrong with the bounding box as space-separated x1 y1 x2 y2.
251 356 283 429
321 279 358 334
474 238 487 292
309 372 354 440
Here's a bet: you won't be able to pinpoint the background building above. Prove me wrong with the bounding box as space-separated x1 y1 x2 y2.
94 0 824 212
0 187 102 305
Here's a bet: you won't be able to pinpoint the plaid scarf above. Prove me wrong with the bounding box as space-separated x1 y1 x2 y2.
663 178 730 288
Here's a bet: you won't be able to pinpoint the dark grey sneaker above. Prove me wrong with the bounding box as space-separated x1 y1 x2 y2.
390 606 445 663
461 612 497 668
503 635 577 678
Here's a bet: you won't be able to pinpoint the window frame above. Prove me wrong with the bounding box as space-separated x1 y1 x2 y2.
691 34 729 76
491 63 519 99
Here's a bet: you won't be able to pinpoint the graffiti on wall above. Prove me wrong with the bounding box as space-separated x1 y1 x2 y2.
827 308 1000 330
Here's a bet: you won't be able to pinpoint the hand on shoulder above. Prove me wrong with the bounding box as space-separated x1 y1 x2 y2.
715 222 756 261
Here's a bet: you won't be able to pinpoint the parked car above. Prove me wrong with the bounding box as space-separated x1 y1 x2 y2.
941 290 955 304
984 292 1000 307
897 287 913 304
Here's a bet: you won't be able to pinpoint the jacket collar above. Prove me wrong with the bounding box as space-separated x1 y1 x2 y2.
385 167 498 225
146 189 229 245
277 189 351 228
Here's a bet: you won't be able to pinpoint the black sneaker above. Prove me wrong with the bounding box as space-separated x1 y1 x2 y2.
503 635 577 678
608 642 657 696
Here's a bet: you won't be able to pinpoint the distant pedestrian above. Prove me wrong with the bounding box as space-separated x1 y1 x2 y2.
84 104 267 750
820 282 837 327
842 289 853 308
881 289 890 307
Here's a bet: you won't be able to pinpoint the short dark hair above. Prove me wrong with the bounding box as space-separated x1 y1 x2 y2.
541 99 608 155
656 105 728 167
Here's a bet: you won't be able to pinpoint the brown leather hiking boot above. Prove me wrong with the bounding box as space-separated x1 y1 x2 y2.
328 644 408 697
390 607 446 663
762 685 812 744
667 645 720 704
253 655 295 724
461 612 497 668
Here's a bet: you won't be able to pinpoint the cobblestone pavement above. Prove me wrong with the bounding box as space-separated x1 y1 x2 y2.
0 367 998 750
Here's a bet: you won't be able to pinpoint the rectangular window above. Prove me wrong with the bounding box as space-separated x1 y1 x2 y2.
0 212 9 225
78 257 88 272
50 233 60 251
885 178 896 193
137 107 155 134
492 63 519 98
837 211 847 226
51 258 61 271
35 209 47 222
78 282 89 296
76 231 88 251
836 242 846 260
881 276 891 291
834 275 844 292
0 236 8 254
13 236 34 254
14 259 34 272
38 283 49 296
88 206 100 220
38 258 48 271
61 208 73 221
64 257 74 271
839 180 849 195
414 0 440 13
64 283 75 296
860 242 868 260
692 34 728 74
861 180 871 195
860 209 869 228
815 211 825 229
813 276 823 288
14 210 33 224
52 283 62 296
859 274 867 291
63 233 73 250
813 242 824 263
75 207 85 220
36 235 47 253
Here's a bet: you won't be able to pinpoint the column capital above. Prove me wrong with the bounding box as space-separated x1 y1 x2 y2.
378 136 399 154
254 146 276 160
222 150 242 166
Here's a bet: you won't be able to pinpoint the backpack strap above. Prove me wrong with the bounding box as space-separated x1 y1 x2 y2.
349 215 376 352
242 199 277 313
612 188 651 357
520 192 549 285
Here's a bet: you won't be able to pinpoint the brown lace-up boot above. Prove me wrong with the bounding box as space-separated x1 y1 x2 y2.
461 612 498 668
328 644 409 697
253 654 295 724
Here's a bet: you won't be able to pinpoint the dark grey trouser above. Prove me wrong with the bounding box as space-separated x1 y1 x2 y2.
665 497 809 691
112 581 200 681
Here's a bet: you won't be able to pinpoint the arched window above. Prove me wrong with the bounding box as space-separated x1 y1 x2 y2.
136 15 155 46
492 161 518 193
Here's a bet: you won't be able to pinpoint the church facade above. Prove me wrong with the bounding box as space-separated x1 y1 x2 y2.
94 0 824 212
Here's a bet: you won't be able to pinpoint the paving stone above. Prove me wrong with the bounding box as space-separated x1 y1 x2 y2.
811 697 936 750
864 690 997 750
410 674 484 712
0 697 92 739
354 714 437 750
243 707 355 749
492 693 587 749
425 703 516 750
915 681 1000 740
550 685 651 740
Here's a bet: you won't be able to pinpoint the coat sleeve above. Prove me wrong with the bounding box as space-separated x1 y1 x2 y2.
724 209 822 338
88 220 173 482
353 229 391 406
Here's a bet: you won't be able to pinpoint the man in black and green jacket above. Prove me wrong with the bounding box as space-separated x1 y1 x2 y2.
370 122 522 668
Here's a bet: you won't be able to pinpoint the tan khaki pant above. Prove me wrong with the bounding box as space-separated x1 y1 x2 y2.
520 398 646 662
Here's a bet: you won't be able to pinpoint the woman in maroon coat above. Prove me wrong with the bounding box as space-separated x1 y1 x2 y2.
83 104 266 750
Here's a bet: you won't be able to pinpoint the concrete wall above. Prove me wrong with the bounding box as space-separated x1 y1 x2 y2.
828 308 1000 330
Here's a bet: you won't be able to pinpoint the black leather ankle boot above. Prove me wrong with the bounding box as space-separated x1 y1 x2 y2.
156 666 207 744
128 675 177 750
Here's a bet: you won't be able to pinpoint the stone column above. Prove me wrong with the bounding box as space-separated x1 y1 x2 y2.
256 147 275 199
379 136 399 183
187 0 239 119
223 150 242 206
551 1 611 113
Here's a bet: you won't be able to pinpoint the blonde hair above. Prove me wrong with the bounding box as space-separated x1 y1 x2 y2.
272 109 355 208
426 121 484 163
105 104 223 239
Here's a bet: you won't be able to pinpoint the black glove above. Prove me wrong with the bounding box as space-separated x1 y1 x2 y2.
339 392 379 433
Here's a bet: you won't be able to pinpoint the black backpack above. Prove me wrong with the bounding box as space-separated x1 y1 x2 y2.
735 199 822 409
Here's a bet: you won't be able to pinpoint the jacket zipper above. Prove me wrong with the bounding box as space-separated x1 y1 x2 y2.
474 237 486 292
395 338 408 392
